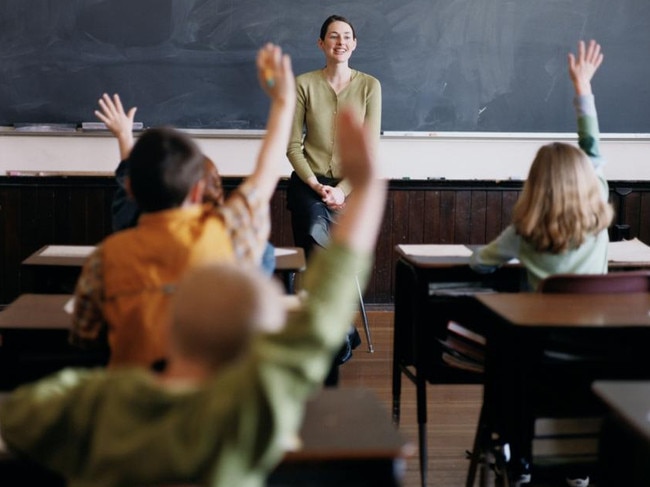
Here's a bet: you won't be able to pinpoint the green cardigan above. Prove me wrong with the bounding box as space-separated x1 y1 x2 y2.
287 69 382 195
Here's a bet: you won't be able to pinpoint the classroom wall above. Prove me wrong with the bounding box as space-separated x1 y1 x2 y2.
3 175 650 306
1 132 649 180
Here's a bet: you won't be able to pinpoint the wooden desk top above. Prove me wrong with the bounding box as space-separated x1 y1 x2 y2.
476 292 650 328
286 387 412 461
274 247 306 273
396 238 650 270
0 294 72 330
23 245 307 273
395 244 476 268
22 245 94 267
592 381 650 442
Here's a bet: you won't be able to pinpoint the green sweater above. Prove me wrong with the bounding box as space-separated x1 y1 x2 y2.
470 95 609 291
287 69 381 195
0 244 371 487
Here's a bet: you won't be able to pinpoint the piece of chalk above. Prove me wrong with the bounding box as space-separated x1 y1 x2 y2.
264 68 274 87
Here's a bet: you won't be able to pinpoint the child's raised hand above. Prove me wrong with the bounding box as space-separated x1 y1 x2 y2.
256 43 295 104
95 93 137 159
568 40 603 96
95 93 137 138
335 108 377 189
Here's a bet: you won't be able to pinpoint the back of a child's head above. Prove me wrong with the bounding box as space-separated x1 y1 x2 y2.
513 142 613 253
128 127 204 213
171 263 286 371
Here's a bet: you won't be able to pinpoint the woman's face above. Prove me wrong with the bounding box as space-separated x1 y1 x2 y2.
318 20 357 64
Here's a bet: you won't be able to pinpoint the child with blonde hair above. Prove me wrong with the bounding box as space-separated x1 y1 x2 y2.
464 40 612 487
471 40 613 291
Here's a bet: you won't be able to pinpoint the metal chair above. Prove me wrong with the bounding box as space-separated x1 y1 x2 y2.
356 275 373 353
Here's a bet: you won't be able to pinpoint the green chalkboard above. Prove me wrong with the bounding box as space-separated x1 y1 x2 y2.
0 0 648 132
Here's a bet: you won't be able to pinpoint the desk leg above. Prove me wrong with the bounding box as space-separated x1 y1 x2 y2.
417 372 428 487
391 363 402 425
283 271 296 294
392 259 416 425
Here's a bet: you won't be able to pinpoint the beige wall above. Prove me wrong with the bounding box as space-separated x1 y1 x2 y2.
1 130 648 180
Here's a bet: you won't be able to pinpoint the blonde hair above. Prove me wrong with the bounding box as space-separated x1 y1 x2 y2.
513 142 613 253
171 263 286 371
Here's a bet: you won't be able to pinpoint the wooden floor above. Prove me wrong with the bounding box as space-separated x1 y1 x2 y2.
341 308 482 487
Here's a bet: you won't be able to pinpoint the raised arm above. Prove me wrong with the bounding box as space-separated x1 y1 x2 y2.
214 44 295 266
95 93 137 161
330 108 386 252
568 40 604 168
334 76 382 199
241 43 296 201
94 93 141 232
258 106 386 394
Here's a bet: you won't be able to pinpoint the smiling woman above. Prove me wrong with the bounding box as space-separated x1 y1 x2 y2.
286 14 382 256
286 14 382 386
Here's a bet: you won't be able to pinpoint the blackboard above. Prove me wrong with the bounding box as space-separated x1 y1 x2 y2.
1 0 649 132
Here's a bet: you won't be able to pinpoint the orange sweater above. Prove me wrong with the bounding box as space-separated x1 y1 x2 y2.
102 205 234 367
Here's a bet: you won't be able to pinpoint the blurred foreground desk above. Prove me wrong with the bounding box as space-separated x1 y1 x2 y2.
0 293 107 389
0 388 412 487
592 381 650 487
270 388 413 486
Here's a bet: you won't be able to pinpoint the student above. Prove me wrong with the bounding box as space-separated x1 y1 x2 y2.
99 94 277 276
468 40 612 487
70 43 295 368
286 14 382 383
0 107 387 487
470 39 613 292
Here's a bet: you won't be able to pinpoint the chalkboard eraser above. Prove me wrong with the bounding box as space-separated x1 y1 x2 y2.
14 123 77 133
81 122 144 131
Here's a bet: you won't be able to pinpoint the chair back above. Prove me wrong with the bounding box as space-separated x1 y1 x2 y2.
538 270 650 294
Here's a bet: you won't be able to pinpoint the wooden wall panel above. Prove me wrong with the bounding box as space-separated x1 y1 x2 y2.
422 191 441 243
639 193 650 244
2 177 649 306
469 191 487 244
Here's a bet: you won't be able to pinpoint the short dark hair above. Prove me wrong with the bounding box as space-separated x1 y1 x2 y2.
128 127 204 213
319 14 356 41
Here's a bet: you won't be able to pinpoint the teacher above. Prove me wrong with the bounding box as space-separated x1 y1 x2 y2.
286 14 382 385
287 14 382 256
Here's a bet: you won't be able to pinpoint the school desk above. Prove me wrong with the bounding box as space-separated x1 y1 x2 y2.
473 293 650 484
391 239 650 486
592 380 650 486
0 388 412 487
273 246 306 293
21 244 307 294
0 293 107 389
0 289 307 391
391 244 521 486
21 245 94 293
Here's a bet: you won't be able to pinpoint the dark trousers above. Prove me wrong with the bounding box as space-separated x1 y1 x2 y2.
287 172 359 386
286 172 338 259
